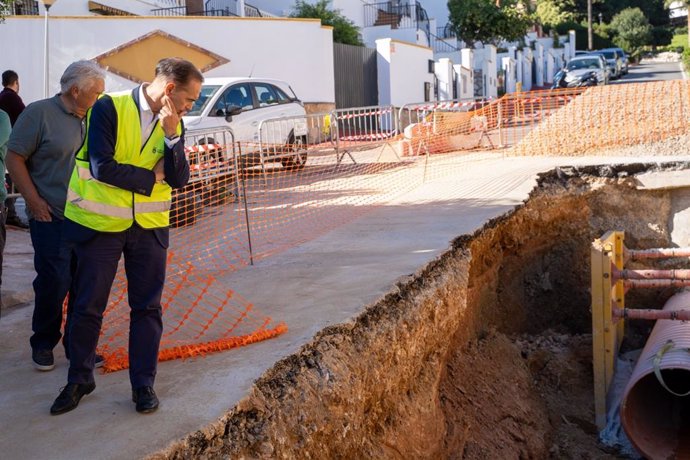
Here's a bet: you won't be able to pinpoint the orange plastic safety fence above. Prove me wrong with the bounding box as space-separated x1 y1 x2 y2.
92 80 690 372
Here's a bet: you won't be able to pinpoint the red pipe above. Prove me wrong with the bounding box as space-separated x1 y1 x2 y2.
613 308 690 321
627 247 690 260
614 268 690 281
624 279 690 289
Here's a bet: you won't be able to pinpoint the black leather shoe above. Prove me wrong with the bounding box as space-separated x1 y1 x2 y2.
50 382 96 415
132 386 159 413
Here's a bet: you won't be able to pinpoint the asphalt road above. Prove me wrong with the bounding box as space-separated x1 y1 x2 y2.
612 59 684 84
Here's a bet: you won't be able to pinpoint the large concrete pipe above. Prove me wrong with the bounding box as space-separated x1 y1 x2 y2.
621 290 690 459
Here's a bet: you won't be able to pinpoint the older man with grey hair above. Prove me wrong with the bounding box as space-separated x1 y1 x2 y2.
7 60 105 372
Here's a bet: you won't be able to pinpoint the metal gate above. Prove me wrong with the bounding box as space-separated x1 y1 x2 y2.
333 42 378 109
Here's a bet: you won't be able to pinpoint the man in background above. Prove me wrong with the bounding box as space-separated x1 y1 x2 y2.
7 60 105 372
0 70 28 229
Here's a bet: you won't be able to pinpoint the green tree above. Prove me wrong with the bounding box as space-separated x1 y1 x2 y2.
610 7 652 57
290 0 362 46
535 0 575 29
0 0 11 22
448 0 532 46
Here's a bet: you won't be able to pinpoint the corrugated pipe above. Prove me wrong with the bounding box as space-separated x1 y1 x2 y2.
621 290 690 458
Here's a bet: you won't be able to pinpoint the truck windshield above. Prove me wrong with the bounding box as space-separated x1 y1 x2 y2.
185 85 222 116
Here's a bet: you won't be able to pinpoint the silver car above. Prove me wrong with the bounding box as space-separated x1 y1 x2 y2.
588 50 623 79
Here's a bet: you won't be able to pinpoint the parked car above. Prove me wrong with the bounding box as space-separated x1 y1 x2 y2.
552 55 608 89
602 47 629 74
183 77 309 169
588 50 623 79
171 78 309 227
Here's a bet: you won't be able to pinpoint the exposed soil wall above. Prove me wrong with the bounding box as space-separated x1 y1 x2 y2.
152 162 690 460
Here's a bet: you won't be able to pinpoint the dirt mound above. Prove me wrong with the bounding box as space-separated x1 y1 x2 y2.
509 80 690 157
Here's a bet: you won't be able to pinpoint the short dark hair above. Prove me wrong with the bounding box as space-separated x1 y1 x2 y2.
2 70 18 88
154 58 204 86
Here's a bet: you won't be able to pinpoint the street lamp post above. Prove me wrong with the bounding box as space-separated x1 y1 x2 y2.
587 0 593 50
43 0 57 98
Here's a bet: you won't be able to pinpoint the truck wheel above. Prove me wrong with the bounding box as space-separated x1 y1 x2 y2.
281 135 308 170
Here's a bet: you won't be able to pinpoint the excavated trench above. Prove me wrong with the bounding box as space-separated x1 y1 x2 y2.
154 161 690 460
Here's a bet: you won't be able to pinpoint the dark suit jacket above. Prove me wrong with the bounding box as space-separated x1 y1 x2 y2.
67 87 190 248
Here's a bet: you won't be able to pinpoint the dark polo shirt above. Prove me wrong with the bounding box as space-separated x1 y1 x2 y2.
0 87 25 126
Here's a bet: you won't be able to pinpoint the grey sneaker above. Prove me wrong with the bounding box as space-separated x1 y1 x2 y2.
32 349 55 371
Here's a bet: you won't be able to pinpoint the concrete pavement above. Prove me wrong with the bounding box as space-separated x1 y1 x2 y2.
1 153 688 459
2 225 33 312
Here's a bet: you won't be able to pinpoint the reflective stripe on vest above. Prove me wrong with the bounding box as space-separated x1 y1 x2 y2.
67 188 132 219
64 90 181 232
67 187 171 216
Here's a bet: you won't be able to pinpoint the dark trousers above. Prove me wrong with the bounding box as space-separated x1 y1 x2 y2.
67 224 166 388
28 218 74 352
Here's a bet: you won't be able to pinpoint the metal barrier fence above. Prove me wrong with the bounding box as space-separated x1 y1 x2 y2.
332 105 398 162
173 127 241 228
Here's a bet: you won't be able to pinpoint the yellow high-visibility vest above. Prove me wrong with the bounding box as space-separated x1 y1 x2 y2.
64 90 181 231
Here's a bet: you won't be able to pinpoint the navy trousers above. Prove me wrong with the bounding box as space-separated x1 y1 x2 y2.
28 218 74 352
67 224 166 388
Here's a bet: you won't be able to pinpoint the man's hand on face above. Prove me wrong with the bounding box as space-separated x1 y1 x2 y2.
158 93 180 139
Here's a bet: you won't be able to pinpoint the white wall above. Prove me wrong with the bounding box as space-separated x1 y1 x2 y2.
535 42 544 87
376 39 392 106
481 45 497 98
502 57 516 94
453 64 473 100
377 38 434 107
522 48 533 91
363 26 419 49
434 58 454 101
434 50 462 66
0 16 334 105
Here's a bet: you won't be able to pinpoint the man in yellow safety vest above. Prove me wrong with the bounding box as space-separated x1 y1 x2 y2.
50 57 202 415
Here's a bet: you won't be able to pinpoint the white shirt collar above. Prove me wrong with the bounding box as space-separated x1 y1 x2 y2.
138 84 153 115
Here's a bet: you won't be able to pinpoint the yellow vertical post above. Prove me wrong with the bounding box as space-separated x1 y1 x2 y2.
591 231 625 430
614 232 626 349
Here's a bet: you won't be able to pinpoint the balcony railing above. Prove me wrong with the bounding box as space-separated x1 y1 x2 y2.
244 3 262 17
152 0 238 17
6 0 39 16
363 1 429 34
430 33 459 54
436 24 456 39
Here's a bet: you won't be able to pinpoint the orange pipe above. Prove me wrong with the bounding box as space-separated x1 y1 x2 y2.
621 291 690 458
